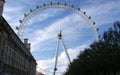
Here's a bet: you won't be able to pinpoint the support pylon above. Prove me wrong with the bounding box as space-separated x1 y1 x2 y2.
53 31 71 75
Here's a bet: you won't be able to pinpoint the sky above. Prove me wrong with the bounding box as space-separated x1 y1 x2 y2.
3 0 120 75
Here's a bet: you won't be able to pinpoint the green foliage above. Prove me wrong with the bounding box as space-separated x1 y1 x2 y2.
63 21 120 75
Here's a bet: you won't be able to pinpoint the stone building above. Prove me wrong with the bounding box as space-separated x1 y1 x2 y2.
0 0 37 75
0 15 37 75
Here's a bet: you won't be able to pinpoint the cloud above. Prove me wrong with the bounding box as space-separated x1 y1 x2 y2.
3 0 100 53
37 44 87 75
3 0 43 32
3 6 24 33
29 1 120 74
83 1 120 26
29 13 90 52
3 1 120 75
4 6 23 13
24 8 65 26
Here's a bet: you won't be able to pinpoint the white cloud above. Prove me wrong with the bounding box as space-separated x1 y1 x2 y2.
4 6 23 13
29 13 91 52
37 44 87 75
3 1 120 75
3 6 24 33
25 9 65 26
84 1 120 26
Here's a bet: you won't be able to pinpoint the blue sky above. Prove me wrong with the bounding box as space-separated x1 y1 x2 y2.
3 0 120 75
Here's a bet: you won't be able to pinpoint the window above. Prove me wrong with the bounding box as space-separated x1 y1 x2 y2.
8 56 10 63
3 40 5 46
0 61 1 67
0 36 1 47
6 47 8 54
1 49 4 56
9 49 11 55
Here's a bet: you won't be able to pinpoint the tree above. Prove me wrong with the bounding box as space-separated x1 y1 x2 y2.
63 21 120 75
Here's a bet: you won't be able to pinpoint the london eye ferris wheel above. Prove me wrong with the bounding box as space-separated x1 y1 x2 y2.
16 2 99 75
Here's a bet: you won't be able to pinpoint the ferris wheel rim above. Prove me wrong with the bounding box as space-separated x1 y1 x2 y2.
17 2 99 41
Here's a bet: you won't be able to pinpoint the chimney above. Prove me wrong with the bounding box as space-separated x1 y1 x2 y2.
24 38 28 44
0 0 5 15
24 38 31 51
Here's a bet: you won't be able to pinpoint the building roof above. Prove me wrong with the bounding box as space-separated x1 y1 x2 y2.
0 15 36 62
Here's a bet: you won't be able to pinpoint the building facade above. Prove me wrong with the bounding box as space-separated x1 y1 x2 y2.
0 16 37 75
